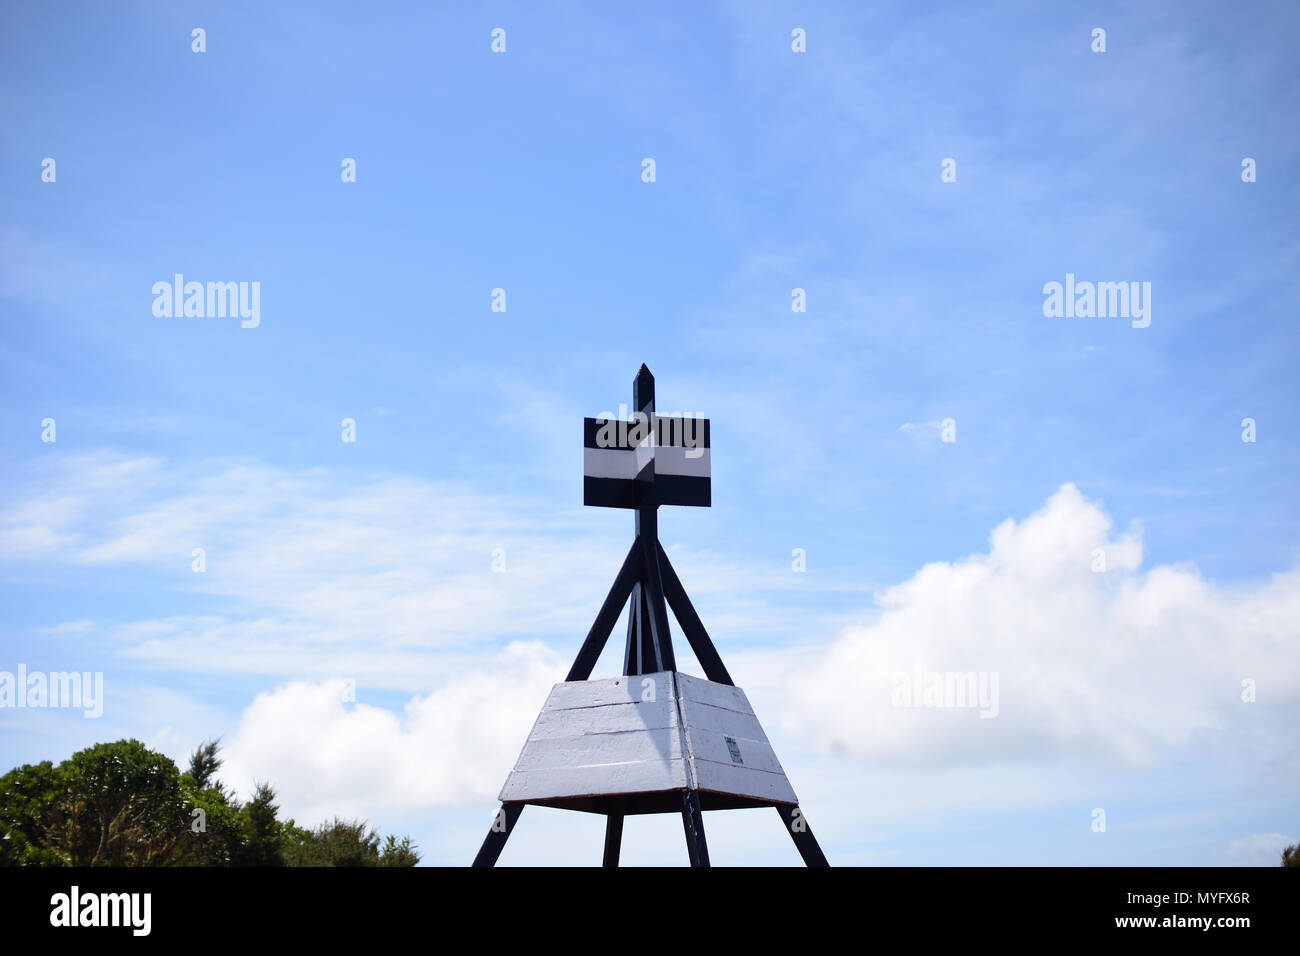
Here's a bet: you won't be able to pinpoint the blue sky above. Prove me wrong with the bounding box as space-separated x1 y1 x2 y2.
1 0 1297 865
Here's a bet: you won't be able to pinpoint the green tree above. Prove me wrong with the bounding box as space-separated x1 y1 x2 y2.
186 739 224 793
379 833 421 867
282 819 420 867
232 782 284 866
284 817 379 866
2 738 419 867
3 740 191 866
61 739 189 865
0 760 68 866
175 739 242 866
1282 843 1299 867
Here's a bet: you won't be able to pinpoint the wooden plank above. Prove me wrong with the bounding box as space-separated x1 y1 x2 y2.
499 672 802 806
530 698 676 739
513 727 683 772
678 697 768 742
676 671 752 714
691 758 798 804
684 726 786 776
501 758 688 801
546 672 675 711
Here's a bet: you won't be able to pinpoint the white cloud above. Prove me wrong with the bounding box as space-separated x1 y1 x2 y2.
785 483 1300 768
0 453 624 684
7 456 1297 861
2 451 850 688
219 641 561 818
210 482 1299 837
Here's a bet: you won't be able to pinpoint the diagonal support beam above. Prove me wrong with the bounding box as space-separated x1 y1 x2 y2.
567 539 642 681
622 580 643 675
471 802 524 867
775 804 829 867
657 542 733 685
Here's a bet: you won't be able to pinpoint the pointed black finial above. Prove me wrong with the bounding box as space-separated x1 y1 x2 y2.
634 364 655 412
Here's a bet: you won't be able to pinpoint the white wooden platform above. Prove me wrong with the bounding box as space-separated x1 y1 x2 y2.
498 671 798 810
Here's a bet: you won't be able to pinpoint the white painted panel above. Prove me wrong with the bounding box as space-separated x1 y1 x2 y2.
692 759 798 804
678 698 768 742
685 727 785 776
653 446 711 477
501 758 688 801
545 672 674 711
676 672 754 714
583 447 637 480
530 699 676 739
499 672 799 805
514 727 683 772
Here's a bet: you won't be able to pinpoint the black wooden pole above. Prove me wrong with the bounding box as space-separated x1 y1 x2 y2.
620 364 677 676
471 802 524 867
680 789 711 867
621 580 642 675
775 804 830 867
656 541 732 685
602 813 624 867
635 588 658 672
567 539 641 681
639 509 676 673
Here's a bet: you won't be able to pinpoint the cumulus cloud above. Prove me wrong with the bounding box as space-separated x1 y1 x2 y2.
786 483 1300 768
220 641 562 819
214 482 1299 827
9 456 1296 852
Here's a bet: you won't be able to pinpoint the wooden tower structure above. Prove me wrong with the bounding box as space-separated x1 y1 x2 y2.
472 365 829 867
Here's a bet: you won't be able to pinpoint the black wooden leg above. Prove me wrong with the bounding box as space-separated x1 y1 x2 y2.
603 813 624 867
681 789 711 867
640 515 675 672
775 804 829 867
471 802 523 867
568 540 642 681
657 542 732 684
622 580 642 675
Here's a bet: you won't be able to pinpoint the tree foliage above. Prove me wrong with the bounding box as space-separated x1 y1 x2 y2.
187 738 224 793
0 738 418 867
281 817 424 867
